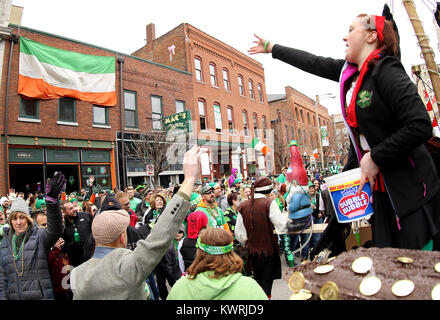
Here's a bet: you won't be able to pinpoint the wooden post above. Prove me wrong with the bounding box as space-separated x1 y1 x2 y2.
403 0 440 119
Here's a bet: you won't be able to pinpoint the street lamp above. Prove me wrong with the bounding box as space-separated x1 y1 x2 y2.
315 93 335 168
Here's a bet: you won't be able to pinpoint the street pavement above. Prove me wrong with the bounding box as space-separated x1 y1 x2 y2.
271 254 294 300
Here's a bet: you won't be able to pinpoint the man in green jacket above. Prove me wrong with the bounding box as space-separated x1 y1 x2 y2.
276 167 288 183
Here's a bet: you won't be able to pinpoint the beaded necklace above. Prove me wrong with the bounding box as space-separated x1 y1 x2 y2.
11 232 27 277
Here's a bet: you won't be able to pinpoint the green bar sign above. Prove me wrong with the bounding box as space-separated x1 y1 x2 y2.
163 110 192 133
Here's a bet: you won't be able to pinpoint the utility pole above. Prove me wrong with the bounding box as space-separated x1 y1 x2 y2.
403 0 440 119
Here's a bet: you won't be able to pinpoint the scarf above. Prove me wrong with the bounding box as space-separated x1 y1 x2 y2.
346 48 382 127
346 15 385 127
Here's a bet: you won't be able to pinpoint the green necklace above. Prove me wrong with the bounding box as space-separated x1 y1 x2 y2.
11 232 27 277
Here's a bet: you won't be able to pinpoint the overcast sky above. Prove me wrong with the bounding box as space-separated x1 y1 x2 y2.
11 0 440 115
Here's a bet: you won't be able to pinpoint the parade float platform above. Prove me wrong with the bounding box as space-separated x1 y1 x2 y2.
283 246 440 300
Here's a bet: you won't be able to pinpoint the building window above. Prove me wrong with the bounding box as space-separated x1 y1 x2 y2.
213 103 222 133
176 100 185 113
248 80 255 100
209 63 217 87
59 97 76 123
93 105 109 126
262 115 267 139
227 106 234 134
307 113 311 125
242 110 249 136
313 115 316 127
300 109 304 123
223 69 230 91
295 108 299 121
198 99 207 131
253 113 258 137
195 57 203 82
238 75 244 96
258 84 263 102
291 126 294 141
124 90 138 128
19 96 39 119
151 95 163 130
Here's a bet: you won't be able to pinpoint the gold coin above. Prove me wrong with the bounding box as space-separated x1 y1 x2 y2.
397 257 414 264
359 276 382 296
432 283 440 300
290 289 312 300
351 256 373 274
319 281 339 300
392 280 414 297
288 272 305 293
314 264 334 274
434 262 440 273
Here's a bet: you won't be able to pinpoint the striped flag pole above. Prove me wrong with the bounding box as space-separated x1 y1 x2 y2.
424 89 440 138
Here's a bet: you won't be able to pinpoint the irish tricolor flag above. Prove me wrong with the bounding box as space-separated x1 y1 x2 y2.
251 137 269 156
18 37 116 106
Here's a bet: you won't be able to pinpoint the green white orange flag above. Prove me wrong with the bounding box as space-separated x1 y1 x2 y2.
18 37 116 106
251 137 269 156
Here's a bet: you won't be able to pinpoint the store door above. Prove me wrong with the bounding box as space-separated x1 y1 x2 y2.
46 165 80 195
9 164 44 194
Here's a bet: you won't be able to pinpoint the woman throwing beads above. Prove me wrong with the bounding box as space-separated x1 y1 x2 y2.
249 9 440 250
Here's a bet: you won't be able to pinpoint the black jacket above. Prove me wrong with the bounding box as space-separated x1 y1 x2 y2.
272 44 439 218
62 211 93 267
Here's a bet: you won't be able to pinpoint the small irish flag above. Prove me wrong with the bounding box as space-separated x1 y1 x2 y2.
313 148 319 159
251 137 269 156
18 37 116 106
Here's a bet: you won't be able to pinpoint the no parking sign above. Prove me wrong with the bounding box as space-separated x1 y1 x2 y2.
146 165 154 176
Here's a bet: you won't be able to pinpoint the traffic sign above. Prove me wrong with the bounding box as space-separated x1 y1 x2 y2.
146 164 154 176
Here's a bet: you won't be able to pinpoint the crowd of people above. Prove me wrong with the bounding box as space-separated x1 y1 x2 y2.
0 149 337 301
2 6 440 301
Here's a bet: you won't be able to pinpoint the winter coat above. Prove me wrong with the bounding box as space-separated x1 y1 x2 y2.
70 192 191 300
0 202 63 300
62 211 93 267
167 271 268 300
272 44 439 218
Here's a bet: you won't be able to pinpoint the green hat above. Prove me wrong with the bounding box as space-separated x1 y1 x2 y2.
136 185 146 190
208 182 220 189
69 198 78 203
308 181 314 188
35 198 46 209
190 193 202 206
200 184 214 195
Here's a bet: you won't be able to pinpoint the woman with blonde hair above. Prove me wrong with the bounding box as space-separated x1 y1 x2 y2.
0 172 65 300
167 227 267 300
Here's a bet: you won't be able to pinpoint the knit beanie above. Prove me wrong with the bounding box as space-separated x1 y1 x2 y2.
190 193 202 206
0 197 8 206
187 211 208 239
92 209 130 245
10 198 30 216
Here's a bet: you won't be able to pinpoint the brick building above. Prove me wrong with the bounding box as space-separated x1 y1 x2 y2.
268 86 334 173
0 6 193 194
132 23 274 180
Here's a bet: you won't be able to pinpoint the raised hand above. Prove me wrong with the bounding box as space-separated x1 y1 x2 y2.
248 33 272 55
45 171 66 203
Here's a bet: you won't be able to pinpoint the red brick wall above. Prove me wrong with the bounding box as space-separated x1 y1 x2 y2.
0 27 194 194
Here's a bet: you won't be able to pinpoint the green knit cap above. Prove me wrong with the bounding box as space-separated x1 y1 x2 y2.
191 193 202 206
